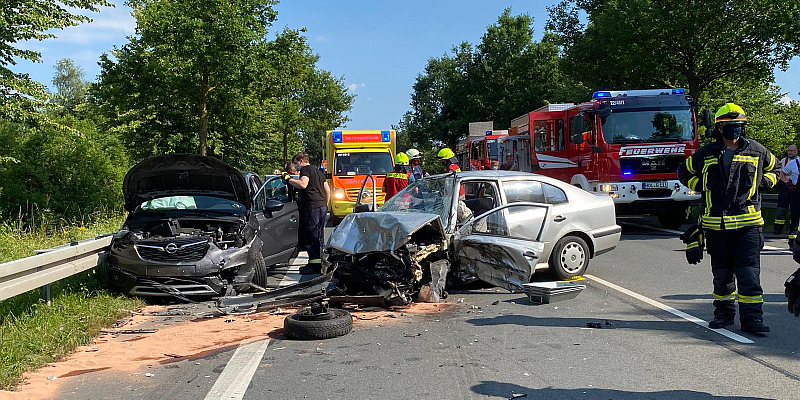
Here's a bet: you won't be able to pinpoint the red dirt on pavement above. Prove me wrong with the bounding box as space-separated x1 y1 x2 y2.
0 301 456 400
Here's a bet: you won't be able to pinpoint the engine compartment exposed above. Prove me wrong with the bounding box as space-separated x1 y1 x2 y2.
120 214 246 250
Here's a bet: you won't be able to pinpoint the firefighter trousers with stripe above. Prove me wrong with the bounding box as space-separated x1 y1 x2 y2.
705 226 764 322
775 181 800 236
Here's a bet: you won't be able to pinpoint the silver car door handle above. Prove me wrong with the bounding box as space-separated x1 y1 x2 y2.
553 215 566 222
289 216 298 223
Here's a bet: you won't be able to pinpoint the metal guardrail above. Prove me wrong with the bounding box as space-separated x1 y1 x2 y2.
0 236 112 301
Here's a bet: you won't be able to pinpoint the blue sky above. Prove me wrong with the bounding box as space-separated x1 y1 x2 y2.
15 0 800 130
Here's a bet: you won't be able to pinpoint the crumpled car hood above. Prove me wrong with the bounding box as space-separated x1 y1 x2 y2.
327 212 446 254
122 154 250 211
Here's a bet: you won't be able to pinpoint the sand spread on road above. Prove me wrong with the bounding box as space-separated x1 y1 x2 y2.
0 301 454 400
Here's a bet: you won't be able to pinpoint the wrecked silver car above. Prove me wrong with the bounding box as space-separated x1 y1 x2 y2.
324 171 621 305
108 154 300 297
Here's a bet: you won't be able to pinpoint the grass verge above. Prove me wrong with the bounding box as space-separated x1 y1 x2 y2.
0 213 144 391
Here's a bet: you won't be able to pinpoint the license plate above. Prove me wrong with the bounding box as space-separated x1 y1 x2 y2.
642 181 668 189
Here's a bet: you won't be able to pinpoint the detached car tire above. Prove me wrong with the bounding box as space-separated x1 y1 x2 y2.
284 309 353 340
549 235 589 279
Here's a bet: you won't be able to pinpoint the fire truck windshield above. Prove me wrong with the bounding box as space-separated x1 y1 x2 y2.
487 139 499 159
334 152 393 176
601 108 694 144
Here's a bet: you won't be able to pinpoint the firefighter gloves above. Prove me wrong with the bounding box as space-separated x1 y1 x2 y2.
680 223 704 265
786 268 800 317
282 172 292 182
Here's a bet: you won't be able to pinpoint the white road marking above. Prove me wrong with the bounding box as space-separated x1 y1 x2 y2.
585 274 755 344
203 338 272 400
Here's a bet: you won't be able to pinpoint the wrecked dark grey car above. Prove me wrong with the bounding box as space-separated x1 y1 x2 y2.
325 171 621 306
107 154 299 297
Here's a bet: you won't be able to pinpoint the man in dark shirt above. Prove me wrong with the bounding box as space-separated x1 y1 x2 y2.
499 154 516 171
284 151 330 273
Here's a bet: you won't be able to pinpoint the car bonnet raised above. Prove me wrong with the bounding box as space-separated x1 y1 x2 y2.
123 154 251 212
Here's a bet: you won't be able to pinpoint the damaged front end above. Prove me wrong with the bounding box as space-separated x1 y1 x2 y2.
325 212 451 307
107 212 263 298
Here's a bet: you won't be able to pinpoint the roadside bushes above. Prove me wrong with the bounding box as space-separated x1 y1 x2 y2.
0 117 127 225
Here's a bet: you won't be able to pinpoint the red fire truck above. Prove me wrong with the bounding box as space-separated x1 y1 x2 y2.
510 89 702 229
456 130 509 170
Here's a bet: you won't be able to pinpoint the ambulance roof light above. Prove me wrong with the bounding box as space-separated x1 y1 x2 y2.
332 131 342 143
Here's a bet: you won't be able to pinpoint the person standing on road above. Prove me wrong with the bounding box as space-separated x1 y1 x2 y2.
406 148 425 180
383 152 415 201
436 148 461 173
774 144 797 235
283 151 330 274
780 144 800 244
677 103 779 333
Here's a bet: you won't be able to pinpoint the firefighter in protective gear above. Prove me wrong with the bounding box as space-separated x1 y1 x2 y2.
436 148 461 173
677 103 779 333
382 152 414 200
406 148 424 180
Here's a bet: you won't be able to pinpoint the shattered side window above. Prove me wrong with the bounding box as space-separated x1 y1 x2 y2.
380 176 455 227
467 204 547 242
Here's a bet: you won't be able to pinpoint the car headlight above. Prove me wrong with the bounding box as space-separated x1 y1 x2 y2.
333 188 346 200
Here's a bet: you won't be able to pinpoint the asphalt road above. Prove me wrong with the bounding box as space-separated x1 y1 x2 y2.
54 218 800 400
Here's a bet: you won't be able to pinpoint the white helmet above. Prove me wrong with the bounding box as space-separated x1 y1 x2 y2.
406 148 422 159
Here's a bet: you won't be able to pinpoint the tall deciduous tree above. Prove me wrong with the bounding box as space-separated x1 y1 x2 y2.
405 9 586 147
0 0 110 124
546 0 800 98
52 58 89 114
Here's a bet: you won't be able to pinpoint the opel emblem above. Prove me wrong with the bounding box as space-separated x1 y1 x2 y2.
165 243 179 254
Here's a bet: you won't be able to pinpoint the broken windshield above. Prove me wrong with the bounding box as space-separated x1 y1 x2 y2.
380 175 455 228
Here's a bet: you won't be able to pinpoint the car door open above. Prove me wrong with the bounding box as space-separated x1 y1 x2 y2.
255 176 300 265
454 202 552 291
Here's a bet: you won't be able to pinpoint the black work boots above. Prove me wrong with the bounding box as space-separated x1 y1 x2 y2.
741 318 770 333
708 317 734 329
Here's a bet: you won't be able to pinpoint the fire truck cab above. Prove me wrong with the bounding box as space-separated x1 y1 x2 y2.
511 89 701 229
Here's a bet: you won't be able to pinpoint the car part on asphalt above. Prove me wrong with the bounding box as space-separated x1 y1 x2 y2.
284 302 353 340
216 271 333 314
522 281 586 304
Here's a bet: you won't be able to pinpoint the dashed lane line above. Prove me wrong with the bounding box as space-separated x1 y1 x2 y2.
584 274 755 344
203 338 272 400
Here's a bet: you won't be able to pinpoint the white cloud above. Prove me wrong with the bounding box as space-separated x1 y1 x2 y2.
347 82 366 92
314 35 328 43
51 4 136 44
780 96 796 105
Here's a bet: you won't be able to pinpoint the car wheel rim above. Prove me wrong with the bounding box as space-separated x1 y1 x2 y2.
560 242 585 274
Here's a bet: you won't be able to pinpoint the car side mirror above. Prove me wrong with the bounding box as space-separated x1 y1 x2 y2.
570 134 584 145
265 199 284 213
702 108 713 130
571 114 584 135
598 107 612 119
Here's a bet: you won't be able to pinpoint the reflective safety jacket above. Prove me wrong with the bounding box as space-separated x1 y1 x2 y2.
383 172 410 200
678 138 778 231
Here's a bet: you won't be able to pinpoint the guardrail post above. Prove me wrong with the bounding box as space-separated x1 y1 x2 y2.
39 285 51 306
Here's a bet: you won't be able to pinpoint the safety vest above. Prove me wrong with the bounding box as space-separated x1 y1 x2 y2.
384 172 410 200
448 164 461 173
678 138 778 231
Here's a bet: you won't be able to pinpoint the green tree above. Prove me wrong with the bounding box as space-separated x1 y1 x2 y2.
259 28 354 165
546 0 800 98
405 9 586 147
52 59 89 115
0 0 110 124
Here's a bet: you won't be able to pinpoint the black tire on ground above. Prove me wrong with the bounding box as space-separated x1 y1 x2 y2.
549 235 590 280
252 255 268 288
658 207 688 230
284 309 353 340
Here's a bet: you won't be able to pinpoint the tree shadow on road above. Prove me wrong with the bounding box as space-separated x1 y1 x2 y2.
471 380 776 400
